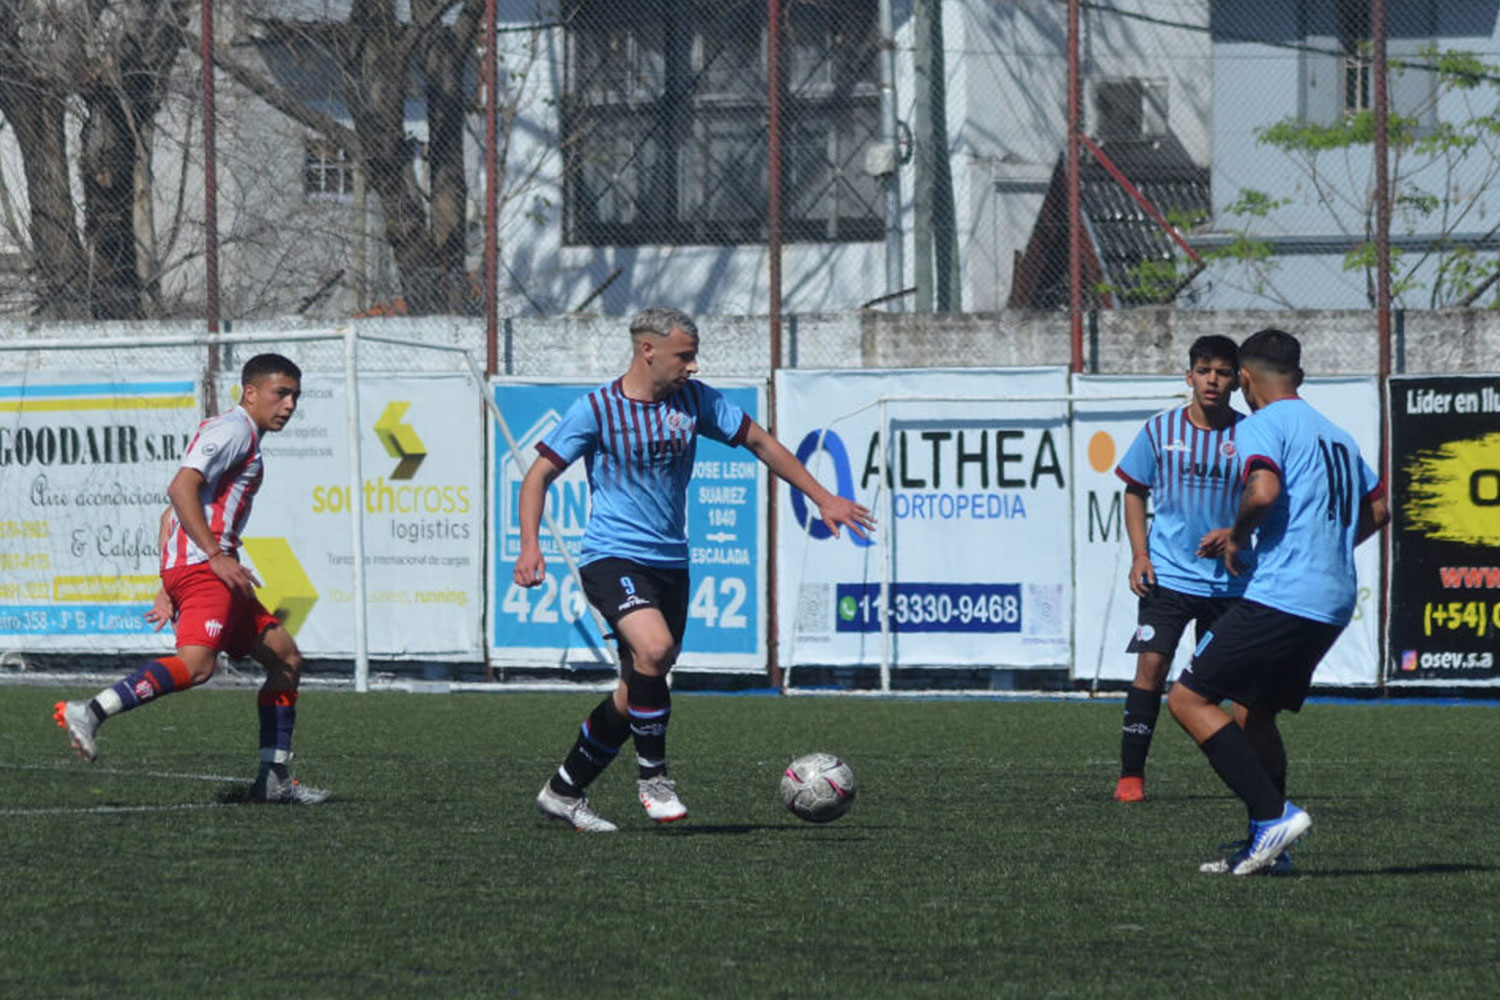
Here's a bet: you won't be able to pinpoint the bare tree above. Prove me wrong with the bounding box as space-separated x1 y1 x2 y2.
0 0 188 320
216 0 489 316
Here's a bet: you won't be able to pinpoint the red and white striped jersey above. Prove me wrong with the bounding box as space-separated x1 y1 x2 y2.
161 406 263 570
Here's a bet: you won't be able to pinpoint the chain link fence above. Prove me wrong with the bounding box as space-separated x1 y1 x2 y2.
0 2 1497 370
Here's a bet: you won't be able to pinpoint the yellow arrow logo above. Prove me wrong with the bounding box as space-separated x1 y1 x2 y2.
240 537 319 637
374 400 426 480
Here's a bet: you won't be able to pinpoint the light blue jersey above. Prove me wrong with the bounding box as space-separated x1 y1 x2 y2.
537 378 750 568
1235 397 1382 625
1116 405 1250 597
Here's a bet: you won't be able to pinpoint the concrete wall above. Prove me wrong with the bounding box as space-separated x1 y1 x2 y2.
4 308 1494 380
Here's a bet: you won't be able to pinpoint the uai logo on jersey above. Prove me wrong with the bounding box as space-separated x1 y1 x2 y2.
374 401 427 480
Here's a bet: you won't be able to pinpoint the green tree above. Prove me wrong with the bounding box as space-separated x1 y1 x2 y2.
1236 46 1500 309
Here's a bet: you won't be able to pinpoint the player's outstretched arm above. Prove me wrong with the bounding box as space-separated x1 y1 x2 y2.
741 422 875 540
513 457 563 587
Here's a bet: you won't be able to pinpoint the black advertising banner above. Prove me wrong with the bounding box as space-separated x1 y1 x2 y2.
1389 375 1500 683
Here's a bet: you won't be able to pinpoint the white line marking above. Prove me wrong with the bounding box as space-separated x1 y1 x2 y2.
1 762 244 783
1 802 235 817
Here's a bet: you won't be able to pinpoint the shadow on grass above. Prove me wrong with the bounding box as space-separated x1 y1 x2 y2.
213 785 343 806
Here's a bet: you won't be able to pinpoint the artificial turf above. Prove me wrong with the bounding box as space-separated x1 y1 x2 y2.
3 684 1498 998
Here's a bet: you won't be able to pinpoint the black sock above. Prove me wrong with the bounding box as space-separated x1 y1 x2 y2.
1255 727 1288 799
551 696 631 796
1120 685 1161 778
1200 724 1284 821
626 672 671 779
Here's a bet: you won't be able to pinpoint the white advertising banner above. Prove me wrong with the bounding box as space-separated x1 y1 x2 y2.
1070 376 1191 686
1073 375 1382 688
776 367 1072 668
234 373 484 658
0 375 199 653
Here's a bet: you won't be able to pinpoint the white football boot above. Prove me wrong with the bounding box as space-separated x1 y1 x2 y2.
536 782 618 833
53 701 100 762
250 764 332 805
637 775 688 823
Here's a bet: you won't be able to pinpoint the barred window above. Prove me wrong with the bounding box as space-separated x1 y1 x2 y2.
562 0 883 246
304 138 354 200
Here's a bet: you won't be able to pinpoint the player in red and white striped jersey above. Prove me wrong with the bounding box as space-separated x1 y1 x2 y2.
55 354 329 804
160 403 264 571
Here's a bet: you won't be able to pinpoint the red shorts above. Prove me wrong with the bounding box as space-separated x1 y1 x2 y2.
161 561 280 658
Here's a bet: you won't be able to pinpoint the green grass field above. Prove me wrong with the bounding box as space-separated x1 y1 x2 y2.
3 684 1498 999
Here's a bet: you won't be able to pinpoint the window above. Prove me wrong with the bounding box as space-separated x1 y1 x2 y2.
304 138 354 200
1302 0 1436 130
562 1 883 246
1090 78 1169 142
1342 51 1372 114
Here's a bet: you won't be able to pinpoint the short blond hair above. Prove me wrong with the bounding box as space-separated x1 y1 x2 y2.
629 307 698 340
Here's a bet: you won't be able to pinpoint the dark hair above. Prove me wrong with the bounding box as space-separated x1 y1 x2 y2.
1188 335 1238 369
1238 328 1301 375
241 353 302 386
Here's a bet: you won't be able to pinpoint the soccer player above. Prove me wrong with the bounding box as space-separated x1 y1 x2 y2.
515 307 874 832
1110 335 1246 803
54 354 329 804
1170 328 1387 875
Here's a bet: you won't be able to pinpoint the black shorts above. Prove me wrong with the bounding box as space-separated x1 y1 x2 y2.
1177 599 1344 713
1125 584 1238 655
578 557 690 646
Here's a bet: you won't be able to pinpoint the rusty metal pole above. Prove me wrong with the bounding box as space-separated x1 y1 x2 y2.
484 0 499 378
1373 0 1392 688
482 0 500 681
1067 0 1083 373
767 0 784 688
201 0 221 414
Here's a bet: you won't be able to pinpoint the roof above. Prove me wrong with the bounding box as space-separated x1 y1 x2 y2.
1009 132 1210 309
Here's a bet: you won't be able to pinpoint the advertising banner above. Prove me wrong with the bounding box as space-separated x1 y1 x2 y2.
0 375 198 652
1388 374 1500 684
1070 376 1190 685
487 379 765 672
775 368 1072 669
1073 376 1383 687
234 373 485 658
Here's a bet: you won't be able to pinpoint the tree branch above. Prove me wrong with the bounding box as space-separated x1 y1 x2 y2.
184 29 362 157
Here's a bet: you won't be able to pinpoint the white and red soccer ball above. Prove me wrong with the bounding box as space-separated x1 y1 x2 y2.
779 752 857 823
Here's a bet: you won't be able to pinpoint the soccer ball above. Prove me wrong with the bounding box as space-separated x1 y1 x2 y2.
779 752 857 823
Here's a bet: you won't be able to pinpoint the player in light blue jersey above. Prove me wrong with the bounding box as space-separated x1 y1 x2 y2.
515 307 874 832
1110 335 1245 803
1169 328 1388 875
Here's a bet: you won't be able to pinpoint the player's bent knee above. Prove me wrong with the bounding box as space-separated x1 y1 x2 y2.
1165 682 1197 718
177 646 219 684
1133 655 1170 690
631 643 678 674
